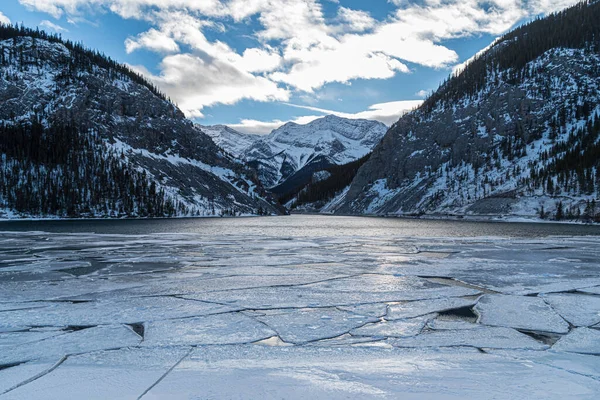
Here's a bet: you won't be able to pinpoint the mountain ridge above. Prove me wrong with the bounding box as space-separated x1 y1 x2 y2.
242 114 388 189
197 124 262 159
336 0 600 221
0 24 282 219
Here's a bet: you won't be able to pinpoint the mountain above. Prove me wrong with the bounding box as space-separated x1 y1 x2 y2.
242 115 388 190
338 0 600 222
198 124 262 158
282 154 371 213
0 24 282 219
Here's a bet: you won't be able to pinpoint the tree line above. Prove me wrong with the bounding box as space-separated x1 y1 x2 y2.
0 121 184 217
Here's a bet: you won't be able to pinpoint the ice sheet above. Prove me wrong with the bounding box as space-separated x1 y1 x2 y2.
0 325 141 365
0 330 63 347
427 318 480 330
488 349 600 381
542 293 600 327
1 231 600 398
387 297 477 320
143 313 276 346
389 326 548 350
579 286 600 295
350 315 432 338
0 347 191 400
141 345 600 399
0 296 238 330
552 328 600 355
475 294 570 334
254 308 378 344
0 360 60 395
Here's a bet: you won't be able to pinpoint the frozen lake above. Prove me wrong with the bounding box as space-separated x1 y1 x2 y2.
1 215 600 399
2 214 600 237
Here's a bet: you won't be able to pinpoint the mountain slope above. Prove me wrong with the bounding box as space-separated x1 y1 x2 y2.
0 25 281 218
243 115 387 189
198 124 262 158
283 154 371 213
339 0 600 221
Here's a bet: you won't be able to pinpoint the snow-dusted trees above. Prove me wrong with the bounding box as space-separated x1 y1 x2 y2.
0 122 181 218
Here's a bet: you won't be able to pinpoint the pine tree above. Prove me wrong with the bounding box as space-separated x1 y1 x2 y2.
555 201 564 221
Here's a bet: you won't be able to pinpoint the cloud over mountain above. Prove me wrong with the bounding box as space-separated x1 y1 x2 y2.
19 0 579 118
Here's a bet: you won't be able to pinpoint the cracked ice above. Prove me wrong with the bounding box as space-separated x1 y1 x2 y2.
0 228 600 399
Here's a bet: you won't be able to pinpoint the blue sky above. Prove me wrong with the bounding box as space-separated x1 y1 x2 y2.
0 0 577 133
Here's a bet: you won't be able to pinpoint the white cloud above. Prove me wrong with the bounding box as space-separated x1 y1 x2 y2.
125 28 179 53
122 11 291 116
228 99 422 134
0 12 11 25
39 19 69 32
337 7 376 32
236 47 282 73
271 49 411 92
284 100 423 125
345 100 423 125
131 53 289 118
253 0 329 43
528 0 579 14
19 0 227 20
229 115 321 135
18 0 582 117
415 89 429 98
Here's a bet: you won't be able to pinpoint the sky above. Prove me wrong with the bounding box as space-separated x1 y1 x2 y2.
0 0 578 134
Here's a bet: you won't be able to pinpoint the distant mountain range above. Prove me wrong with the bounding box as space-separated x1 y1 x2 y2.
332 0 600 222
200 115 387 201
0 25 282 218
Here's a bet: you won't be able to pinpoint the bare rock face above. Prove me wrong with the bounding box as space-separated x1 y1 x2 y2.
339 2 600 218
0 33 282 218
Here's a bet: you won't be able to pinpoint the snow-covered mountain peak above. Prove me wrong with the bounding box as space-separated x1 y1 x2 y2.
268 115 386 144
241 115 388 188
198 124 262 158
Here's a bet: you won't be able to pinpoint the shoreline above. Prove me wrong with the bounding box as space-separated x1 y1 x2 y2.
290 211 600 226
1 211 598 225
0 214 281 223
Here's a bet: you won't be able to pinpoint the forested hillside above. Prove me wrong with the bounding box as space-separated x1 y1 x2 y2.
284 154 371 213
0 23 281 218
339 0 600 222
0 123 181 217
